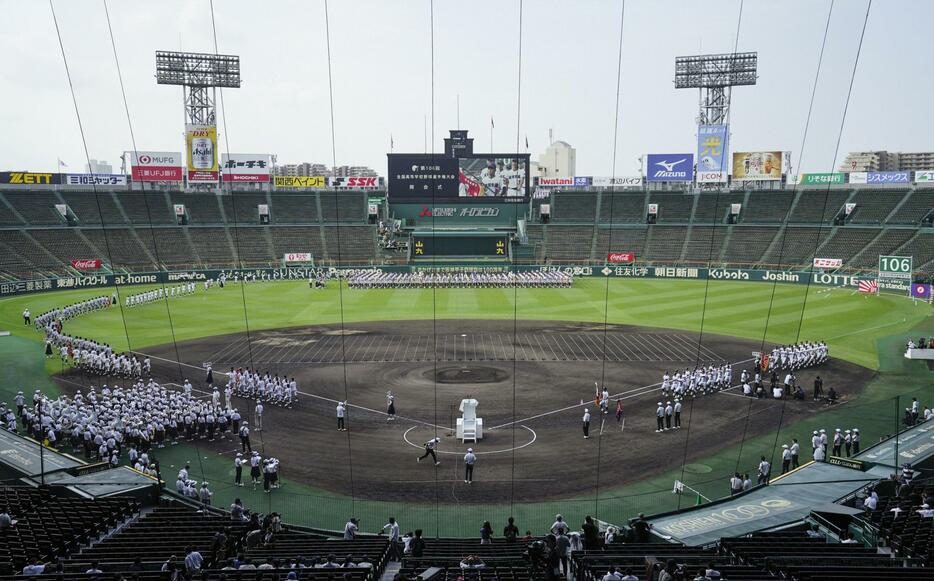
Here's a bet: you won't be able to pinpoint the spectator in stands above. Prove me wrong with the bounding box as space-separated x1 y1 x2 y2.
742 473 753 491
705 563 721 578
410 529 425 557
128 556 144 573
381 516 402 560
161 555 180 579
199 482 213 506
480 520 493 544
184 545 204 576
542 535 561 581
85 560 103 576
581 515 599 550
630 513 651 543
356 554 374 573
619 568 638 581
554 530 571 576
601 566 622 581
503 516 519 543
658 559 677 581
320 554 340 568
343 517 359 540
0 506 12 530
230 498 246 521
550 514 568 535
692 569 711 580
21 558 45 576
604 526 618 545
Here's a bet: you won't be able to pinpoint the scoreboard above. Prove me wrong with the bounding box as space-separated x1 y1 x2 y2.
412 234 509 257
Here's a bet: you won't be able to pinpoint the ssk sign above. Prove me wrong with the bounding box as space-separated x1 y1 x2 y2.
327 176 379 188
71 259 102 270
607 252 635 263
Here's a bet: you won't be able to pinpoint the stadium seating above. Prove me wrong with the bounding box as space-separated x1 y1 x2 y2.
647 193 694 224
273 193 320 223
643 226 687 262
813 228 881 264
692 192 745 224
846 190 907 224
320 191 367 223
0 487 138 576
551 191 598 222
719 226 780 266
399 538 529 581
681 226 729 264
848 228 917 268
594 227 647 261
598 192 647 223
760 226 825 267
0 192 62 225
787 191 851 224
889 190 934 224
59 191 129 225
742 191 795 223
542 225 595 262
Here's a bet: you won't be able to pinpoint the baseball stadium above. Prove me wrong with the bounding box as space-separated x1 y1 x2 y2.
1 1 934 580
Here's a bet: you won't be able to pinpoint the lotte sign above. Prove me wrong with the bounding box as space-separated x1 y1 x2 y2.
607 252 635 263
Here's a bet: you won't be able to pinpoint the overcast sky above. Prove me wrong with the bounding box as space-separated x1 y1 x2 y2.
1 0 930 176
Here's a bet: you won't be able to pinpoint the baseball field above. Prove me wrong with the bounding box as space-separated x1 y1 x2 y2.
1 277 931 535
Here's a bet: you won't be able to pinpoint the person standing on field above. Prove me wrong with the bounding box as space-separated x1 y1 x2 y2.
582 409 591 439
336 401 346 431
417 437 441 465
464 448 476 483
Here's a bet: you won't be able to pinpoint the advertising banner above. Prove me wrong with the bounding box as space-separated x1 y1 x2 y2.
732 151 783 181
71 259 102 270
538 177 575 187
273 176 325 188
607 252 635 263
186 125 219 182
730 203 742 215
813 258 842 268
63 174 127 186
800 172 845 185
128 151 183 182
696 125 729 183
327 176 381 189
0 172 61 185
914 170 934 183
283 253 313 263
221 154 271 183
592 176 643 187
849 171 910 185
646 154 693 182
573 176 591 187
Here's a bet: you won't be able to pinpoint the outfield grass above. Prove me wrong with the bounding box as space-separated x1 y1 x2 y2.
0 278 931 535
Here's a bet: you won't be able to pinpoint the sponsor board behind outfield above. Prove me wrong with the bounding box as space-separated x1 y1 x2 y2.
800 172 845 185
0 172 61 185
221 154 271 183
696 125 729 183
128 151 183 182
63 174 127 186
848 171 910 185
592 176 643 187
646 154 694 182
0 265 910 298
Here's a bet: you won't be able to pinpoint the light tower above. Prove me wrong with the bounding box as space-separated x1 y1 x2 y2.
156 51 241 184
674 52 757 125
675 52 757 184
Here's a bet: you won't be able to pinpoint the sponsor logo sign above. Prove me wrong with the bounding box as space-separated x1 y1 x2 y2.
221 154 271 183
592 176 643 187
417 206 501 218
848 171 910 185
284 253 313 263
911 283 931 299
538 177 575 187
607 252 635 263
274 176 325 188
128 151 183 182
327 176 380 188
63 173 127 186
573 176 591 187
800 172 845 185
813 258 842 269
0 172 59 185
827 456 866 471
914 170 934 182
186 124 219 182
647 204 658 215
71 259 102 270
646 154 693 182
732 151 783 181
696 124 728 183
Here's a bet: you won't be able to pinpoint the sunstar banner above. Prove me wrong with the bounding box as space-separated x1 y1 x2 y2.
696 125 728 183
128 151 183 182
221 154 271 183
186 124 219 183
646 154 693 182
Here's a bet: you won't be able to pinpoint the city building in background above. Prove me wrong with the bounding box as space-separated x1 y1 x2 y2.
840 151 934 172
537 140 576 177
85 159 113 174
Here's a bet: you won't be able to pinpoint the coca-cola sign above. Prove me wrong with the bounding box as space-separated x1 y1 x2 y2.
71 259 102 270
607 252 635 263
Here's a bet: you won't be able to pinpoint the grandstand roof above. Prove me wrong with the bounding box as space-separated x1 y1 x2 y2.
649 461 878 546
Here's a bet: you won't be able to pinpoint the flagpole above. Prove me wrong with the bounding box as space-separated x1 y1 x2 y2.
490 117 494 152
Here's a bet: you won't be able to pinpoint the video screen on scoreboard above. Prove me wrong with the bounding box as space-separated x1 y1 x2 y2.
388 153 530 203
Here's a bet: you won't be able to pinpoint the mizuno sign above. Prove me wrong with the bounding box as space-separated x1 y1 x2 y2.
646 154 694 182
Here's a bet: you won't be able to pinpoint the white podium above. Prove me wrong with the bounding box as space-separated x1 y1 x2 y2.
456 398 483 443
